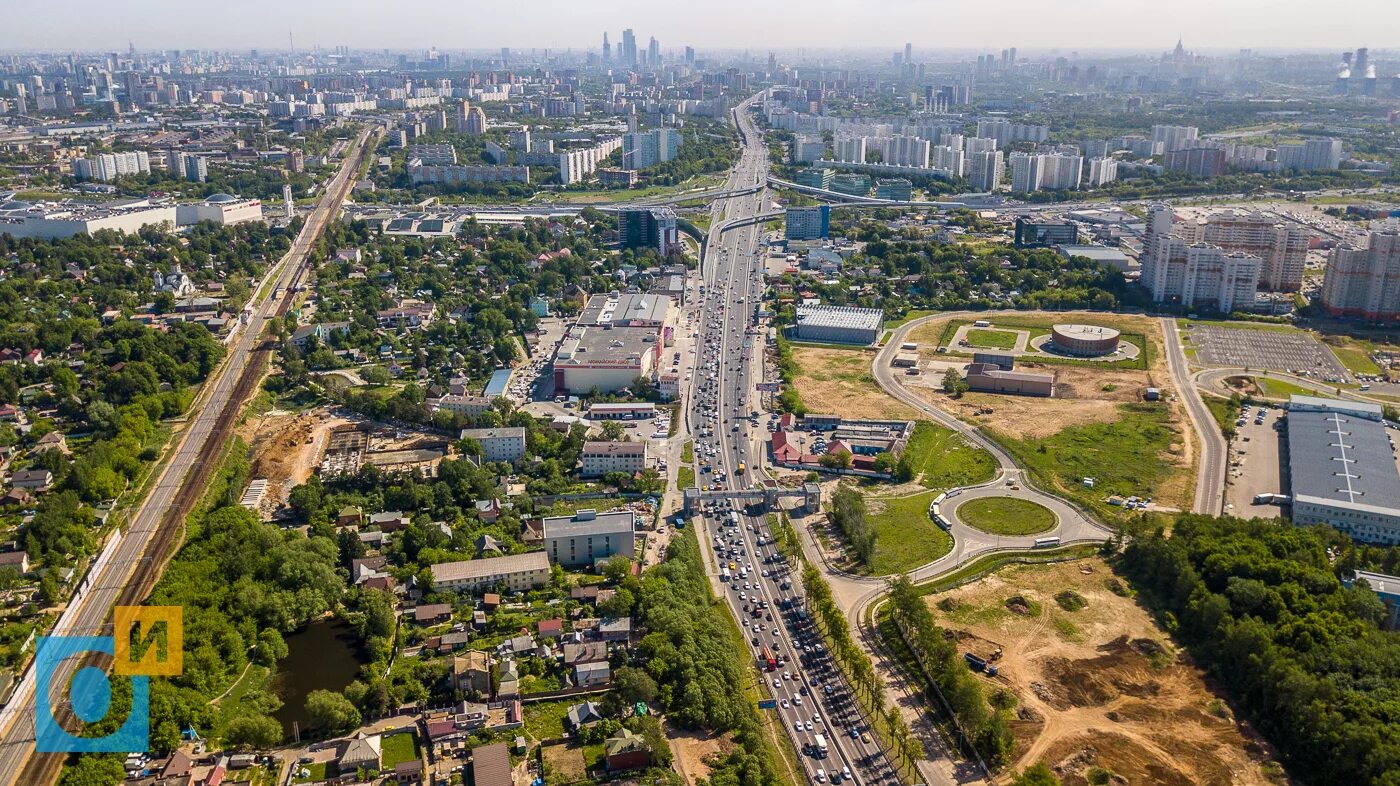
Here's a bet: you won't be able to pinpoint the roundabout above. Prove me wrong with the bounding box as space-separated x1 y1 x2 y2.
954 496 1057 536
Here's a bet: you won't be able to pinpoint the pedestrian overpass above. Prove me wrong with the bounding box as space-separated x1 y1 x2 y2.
682 483 822 516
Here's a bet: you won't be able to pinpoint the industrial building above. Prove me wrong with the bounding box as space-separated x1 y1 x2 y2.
0 199 177 239
1049 324 1122 357
794 304 882 345
552 327 660 395
1287 396 1400 545
1014 217 1078 248
1056 244 1132 273
579 441 647 477
542 509 636 568
431 552 551 593
964 363 1054 396
175 193 264 226
972 351 1016 370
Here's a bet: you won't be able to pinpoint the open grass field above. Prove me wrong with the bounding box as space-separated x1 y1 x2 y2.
991 402 1190 521
677 466 696 490
927 558 1280 785
965 328 1021 350
914 312 1151 371
791 345 919 419
864 490 954 575
1224 374 1338 402
955 497 1056 536
903 421 999 489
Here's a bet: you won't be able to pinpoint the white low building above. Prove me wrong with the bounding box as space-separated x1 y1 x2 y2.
579 441 647 477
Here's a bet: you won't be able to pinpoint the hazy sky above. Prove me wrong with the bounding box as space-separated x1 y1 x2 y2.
3 0 1394 54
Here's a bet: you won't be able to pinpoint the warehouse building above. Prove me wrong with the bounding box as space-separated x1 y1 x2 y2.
552 327 660 395
542 509 636 568
965 363 1054 396
794 304 883 345
1287 396 1400 545
577 293 672 331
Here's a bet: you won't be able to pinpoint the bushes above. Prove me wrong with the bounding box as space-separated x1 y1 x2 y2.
887 576 1015 767
1118 515 1400 785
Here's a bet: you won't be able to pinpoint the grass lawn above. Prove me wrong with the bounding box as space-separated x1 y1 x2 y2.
210 664 272 741
1255 376 1338 401
677 466 696 490
1330 345 1383 376
883 310 940 330
992 403 1181 522
524 699 575 742
682 439 694 463
291 762 327 784
932 315 1150 371
380 731 420 768
866 490 953 575
954 497 1056 536
964 328 1020 350
538 496 623 517
1203 395 1239 438
903 421 999 489
1178 318 1302 334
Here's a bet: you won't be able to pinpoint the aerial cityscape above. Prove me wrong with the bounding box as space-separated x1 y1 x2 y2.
0 8 1399 786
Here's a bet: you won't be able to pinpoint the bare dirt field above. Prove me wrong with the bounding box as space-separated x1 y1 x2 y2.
667 725 734 786
239 405 345 516
792 346 919 419
540 743 587 782
929 558 1281 786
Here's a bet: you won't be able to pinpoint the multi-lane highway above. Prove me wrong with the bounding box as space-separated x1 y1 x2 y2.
0 123 380 786
681 95 898 786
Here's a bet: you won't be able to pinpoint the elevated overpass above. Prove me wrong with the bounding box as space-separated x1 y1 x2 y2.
682 483 822 516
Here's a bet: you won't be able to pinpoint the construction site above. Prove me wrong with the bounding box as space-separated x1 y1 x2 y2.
928 558 1282 786
239 406 452 519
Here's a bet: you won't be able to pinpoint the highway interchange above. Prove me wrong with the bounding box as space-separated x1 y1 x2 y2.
0 124 380 786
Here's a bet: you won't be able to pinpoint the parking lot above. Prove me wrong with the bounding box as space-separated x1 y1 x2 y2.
1224 403 1289 520
1190 325 1350 383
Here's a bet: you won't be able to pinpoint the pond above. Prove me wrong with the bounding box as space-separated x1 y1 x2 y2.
271 618 367 738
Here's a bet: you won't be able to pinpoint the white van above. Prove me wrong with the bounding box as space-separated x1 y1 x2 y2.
815 769 826 783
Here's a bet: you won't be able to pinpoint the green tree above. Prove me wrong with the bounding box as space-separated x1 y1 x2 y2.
1010 762 1061 786
254 629 289 666
223 713 285 750
305 689 361 736
942 368 969 398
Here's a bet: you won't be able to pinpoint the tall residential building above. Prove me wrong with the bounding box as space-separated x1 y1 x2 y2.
1142 236 1262 313
1164 147 1225 178
73 151 150 181
975 118 1048 148
1278 138 1342 171
1181 211 1310 292
967 150 1003 191
164 150 207 182
1150 124 1199 152
792 136 827 164
463 106 488 135
785 205 830 241
1087 157 1118 186
1010 152 1082 192
622 128 681 169
931 145 964 176
1320 227 1400 321
833 135 866 163
882 134 930 167
619 207 679 255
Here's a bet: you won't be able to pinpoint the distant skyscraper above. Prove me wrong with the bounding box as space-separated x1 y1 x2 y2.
904 42 912 64
648 37 659 67
685 46 695 65
603 32 611 62
622 29 637 67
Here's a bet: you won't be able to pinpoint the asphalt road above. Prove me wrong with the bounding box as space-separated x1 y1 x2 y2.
0 124 379 786
682 94 899 786
1160 317 1226 515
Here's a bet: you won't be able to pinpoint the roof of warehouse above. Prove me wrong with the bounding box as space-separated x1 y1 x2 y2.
1287 406 1400 514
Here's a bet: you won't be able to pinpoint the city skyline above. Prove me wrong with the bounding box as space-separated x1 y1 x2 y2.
4 0 1399 53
